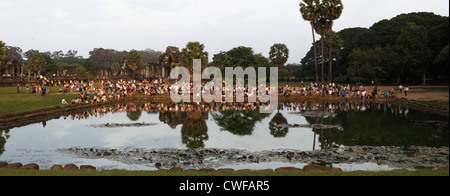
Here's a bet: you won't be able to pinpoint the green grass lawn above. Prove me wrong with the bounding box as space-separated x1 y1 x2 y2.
0 86 80 115
411 86 449 93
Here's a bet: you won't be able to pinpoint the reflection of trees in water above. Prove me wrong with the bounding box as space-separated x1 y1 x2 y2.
126 111 142 121
3 101 447 153
211 110 271 136
159 112 188 129
0 129 10 156
306 117 342 150
304 103 449 148
269 112 289 138
181 113 209 149
159 112 209 149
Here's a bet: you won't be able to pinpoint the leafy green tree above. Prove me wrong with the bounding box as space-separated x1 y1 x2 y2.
82 61 96 75
301 12 448 84
73 66 92 78
212 46 257 70
139 49 163 64
3 46 24 65
347 47 387 84
434 44 449 78
28 53 47 76
126 49 142 75
0 41 6 61
181 41 209 71
24 49 40 60
269 43 289 68
89 48 127 67
211 46 274 81
397 22 433 84
347 48 366 83
1 45 24 76
300 0 321 83
64 50 78 58
52 50 64 59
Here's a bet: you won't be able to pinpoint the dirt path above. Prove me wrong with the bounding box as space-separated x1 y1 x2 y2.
394 86 449 102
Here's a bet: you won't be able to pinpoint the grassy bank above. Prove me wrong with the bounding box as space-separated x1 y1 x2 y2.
0 168 448 176
0 85 79 115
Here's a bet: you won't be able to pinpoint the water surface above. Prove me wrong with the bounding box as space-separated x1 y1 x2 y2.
1 101 448 171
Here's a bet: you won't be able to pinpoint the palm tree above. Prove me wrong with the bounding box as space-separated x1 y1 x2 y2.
269 43 289 68
126 49 142 78
181 41 209 71
111 62 122 76
300 0 321 83
314 17 332 84
323 0 343 83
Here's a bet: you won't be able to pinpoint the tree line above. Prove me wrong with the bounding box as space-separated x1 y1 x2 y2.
1 40 291 79
0 44 164 78
299 4 449 85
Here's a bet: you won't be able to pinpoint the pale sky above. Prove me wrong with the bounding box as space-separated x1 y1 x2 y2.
0 0 449 63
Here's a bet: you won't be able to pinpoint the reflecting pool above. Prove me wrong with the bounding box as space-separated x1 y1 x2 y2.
1 101 448 171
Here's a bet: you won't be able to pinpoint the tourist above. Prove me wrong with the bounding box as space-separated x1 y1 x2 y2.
41 86 46 98
61 99 69 105
26 84 29 94
405 86 409 96
17 84 20 94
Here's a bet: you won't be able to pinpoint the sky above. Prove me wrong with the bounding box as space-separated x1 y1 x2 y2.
0 0 449 64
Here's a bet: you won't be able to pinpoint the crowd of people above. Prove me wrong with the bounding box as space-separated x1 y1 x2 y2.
15 77 411 107
19 78 169 105
278 81 409 101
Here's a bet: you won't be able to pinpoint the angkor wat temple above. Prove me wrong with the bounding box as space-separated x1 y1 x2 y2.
1 46 195 86
96 46 185 80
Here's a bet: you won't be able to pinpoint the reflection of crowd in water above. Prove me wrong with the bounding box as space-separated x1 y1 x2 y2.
278 102 409 117
64 101 411 121
63 102 273 120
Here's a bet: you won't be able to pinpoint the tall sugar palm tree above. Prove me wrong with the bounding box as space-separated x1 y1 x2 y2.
314 17 332 84
323 0 343 83
126 49 142 73
126 49 142 79
269 43 289 68
300 0 321 83
181 41 209 71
